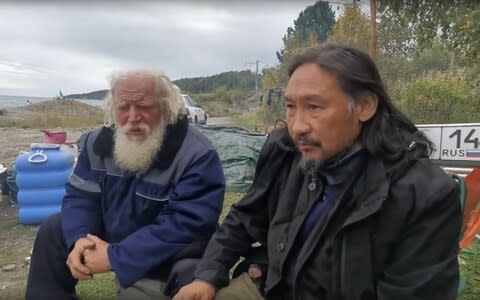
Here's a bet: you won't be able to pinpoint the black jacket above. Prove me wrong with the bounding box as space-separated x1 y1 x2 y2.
194 127 462 300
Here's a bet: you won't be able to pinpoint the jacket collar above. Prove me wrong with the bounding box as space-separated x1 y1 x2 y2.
318 146 367 186
342 157 390 228
92 116 189 170
273 127 297 152
272 127 396 226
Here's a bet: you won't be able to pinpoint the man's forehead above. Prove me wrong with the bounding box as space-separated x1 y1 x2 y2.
118 90 146 101
114 74 155 98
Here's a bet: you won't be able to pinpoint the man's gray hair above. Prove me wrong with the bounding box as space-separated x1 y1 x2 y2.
103 69 185 127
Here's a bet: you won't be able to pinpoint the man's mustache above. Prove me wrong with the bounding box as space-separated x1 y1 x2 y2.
121 122 151 134
294 135 321 147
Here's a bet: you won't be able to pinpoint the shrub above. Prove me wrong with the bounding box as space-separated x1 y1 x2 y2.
398 71 477 124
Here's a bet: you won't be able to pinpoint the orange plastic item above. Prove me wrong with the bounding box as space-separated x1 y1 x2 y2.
460 167 480 249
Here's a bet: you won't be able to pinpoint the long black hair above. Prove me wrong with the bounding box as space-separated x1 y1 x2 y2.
288 43 434 163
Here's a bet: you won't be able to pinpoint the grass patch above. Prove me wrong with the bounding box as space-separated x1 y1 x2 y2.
0 113 103 129
77 272 116 299
190 88 254 117
458 240 480 300
229 113 258 131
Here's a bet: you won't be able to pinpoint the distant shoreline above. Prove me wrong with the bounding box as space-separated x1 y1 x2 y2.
0 95 103 109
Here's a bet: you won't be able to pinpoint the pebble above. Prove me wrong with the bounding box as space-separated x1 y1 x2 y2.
2 264 16 272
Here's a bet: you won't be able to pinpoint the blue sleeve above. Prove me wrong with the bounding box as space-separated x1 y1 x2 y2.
61 135 103 249
108 149 225 287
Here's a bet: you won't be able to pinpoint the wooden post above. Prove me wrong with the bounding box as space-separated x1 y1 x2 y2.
370 0 377 60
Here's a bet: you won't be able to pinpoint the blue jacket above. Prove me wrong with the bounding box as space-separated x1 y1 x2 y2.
61 117 225 287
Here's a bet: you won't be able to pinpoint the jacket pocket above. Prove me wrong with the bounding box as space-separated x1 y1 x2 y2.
135 186 170 225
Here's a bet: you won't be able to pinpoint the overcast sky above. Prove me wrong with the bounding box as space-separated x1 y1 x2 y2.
0 0 320 97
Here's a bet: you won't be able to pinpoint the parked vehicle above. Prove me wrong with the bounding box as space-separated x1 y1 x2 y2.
182 94 207 124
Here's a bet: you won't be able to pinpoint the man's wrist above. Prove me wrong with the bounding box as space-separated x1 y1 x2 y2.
193 279 217 291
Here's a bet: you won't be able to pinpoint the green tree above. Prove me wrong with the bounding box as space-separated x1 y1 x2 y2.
378 0 479 63
174 70 257 94
398 72 478 124
327 4 370 53
377 8 416 57
380 41 452 98
276 1 335 63
257 67 286 125
412 41 452 75
449 9 480 66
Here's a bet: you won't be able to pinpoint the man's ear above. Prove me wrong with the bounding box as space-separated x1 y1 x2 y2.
355 94 378 122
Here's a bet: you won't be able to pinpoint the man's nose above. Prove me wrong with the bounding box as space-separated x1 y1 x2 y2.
290 112 310 136
128 106 140 122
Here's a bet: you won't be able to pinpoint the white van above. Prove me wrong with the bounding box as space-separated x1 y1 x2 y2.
182 94 207 124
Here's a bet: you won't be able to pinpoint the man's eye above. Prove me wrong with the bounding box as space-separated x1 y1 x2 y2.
308 104 322 110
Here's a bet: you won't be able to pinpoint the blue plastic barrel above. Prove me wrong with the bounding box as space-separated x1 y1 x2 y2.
15 143 74 225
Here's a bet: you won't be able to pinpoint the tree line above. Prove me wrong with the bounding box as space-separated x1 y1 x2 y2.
259 0 480 125
66 70 258 102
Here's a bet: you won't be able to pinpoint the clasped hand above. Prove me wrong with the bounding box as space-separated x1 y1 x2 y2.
66 234 111 280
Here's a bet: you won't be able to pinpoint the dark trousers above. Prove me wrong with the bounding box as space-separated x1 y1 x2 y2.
25 213 79 300
25 213 202 299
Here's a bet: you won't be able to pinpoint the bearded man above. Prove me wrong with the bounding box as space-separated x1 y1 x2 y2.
25 70 225 300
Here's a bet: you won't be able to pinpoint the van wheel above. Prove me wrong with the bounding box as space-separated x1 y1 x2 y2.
194 116 198 123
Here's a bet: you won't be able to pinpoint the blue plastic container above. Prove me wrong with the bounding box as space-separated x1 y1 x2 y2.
15 143 74 225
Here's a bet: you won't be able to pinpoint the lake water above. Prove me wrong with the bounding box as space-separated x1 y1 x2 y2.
0 95 103 109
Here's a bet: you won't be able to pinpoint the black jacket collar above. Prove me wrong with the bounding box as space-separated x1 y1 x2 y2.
92 116 189 169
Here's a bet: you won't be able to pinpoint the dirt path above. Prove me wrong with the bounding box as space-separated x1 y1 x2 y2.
207 116 234 126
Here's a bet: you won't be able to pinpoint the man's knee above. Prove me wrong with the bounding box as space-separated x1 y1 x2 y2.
164 258 201 296
118 278 169 300
38 213 62 233
215 273 264 300
35 213 66 248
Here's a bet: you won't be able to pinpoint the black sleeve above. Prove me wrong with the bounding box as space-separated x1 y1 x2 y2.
193 128 292 289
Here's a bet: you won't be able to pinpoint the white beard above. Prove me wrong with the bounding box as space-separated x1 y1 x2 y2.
113 121 165 172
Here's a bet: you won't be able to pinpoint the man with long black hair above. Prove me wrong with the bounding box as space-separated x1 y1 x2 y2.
174 43 461 300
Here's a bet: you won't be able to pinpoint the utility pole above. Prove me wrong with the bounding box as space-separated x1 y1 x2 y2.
370 0 377 60
255 60 259 91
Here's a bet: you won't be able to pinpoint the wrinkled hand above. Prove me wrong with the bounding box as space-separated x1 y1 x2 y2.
83 234 111 274
173 281 216 300
66 237 95 280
